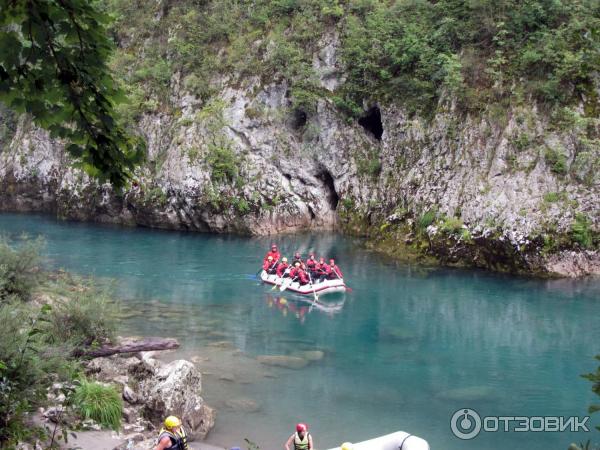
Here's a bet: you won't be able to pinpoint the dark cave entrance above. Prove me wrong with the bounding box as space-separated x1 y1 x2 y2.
290 109 307 130
317 170 339 211
358 106 383 140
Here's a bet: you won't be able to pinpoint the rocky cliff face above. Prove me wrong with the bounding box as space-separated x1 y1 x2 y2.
0 35 598 277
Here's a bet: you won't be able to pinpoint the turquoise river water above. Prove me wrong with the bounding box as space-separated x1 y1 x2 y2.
1 213 599 450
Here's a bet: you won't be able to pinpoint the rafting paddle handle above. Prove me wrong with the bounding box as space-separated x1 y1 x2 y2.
307 271 319 303
279 267 294 292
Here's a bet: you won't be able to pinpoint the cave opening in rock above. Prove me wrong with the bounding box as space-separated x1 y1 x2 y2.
317 170 339 211
290 109 307 130
358 106 383 140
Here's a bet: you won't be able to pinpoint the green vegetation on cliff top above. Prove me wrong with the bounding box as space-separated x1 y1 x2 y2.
105 0 600 117
1 0 598 185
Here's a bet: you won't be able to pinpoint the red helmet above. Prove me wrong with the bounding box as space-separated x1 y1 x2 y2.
271 244 277 249
296 423 307 432
294 252 301 258
319 257 325 262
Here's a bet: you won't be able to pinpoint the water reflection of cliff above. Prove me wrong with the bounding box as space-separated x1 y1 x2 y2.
265 293 345 323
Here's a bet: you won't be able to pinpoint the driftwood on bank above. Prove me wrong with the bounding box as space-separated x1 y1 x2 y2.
76 337 180 358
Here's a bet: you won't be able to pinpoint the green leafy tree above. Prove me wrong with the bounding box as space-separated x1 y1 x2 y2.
0 0 146 187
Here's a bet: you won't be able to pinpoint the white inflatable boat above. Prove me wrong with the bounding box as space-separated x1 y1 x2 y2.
327 431 429 450
260 270 346 296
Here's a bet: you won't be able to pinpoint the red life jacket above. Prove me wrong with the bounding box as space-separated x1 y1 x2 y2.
297 269 309 284
319 263 331 275
264 250 280 262
331 265 343 278
306 259 317 269
290 267 308 283
276 262 289 277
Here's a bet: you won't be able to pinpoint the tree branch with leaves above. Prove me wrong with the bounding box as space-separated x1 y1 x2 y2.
0 0 146 187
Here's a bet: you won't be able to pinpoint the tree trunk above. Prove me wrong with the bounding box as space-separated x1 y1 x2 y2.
77 337 179 358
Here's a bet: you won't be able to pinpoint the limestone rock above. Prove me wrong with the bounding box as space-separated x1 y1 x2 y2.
43 406 66 424
224 397 261 413
257 355 308 369
436 385 496 402
86 356 144 382
140 359 215 440
80 419 102 431
122 406 137 424
218 373 236 382
1 56 598 277
297 350 325 361
123 385 139 404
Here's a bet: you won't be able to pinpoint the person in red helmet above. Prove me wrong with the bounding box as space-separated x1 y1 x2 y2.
329 258 343 279
289 261 309 285
285 423 313 450
263 255 278 274
276 257 290 277
316 257 331 282
305 253 317 277
264 244 281 263
292 251 304 268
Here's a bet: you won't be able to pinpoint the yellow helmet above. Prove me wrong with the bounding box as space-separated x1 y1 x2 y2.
341 443 354 450
164 416 182 428
282 257 288 262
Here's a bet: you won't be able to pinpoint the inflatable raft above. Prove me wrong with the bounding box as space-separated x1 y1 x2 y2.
327 431 429 450
260 270 346 296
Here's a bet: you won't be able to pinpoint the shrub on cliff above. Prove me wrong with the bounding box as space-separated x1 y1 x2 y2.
207 144 240 185
571 214 594 249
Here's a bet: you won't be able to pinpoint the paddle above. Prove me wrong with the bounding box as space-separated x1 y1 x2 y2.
266 260 278 274
280 266 296 292
307 271 319 303
271 264 291 290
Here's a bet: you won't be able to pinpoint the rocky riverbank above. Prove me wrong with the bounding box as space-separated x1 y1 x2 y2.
36 349 216 450
1 101 597 278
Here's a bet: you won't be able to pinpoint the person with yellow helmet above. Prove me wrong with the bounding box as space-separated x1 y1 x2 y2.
263 255 277 274
154 416 189 450
285 423 314 450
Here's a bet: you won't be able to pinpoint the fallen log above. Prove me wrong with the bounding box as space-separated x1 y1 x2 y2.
77 337 180 358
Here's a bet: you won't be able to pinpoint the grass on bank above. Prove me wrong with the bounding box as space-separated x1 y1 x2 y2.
72 380 123 431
